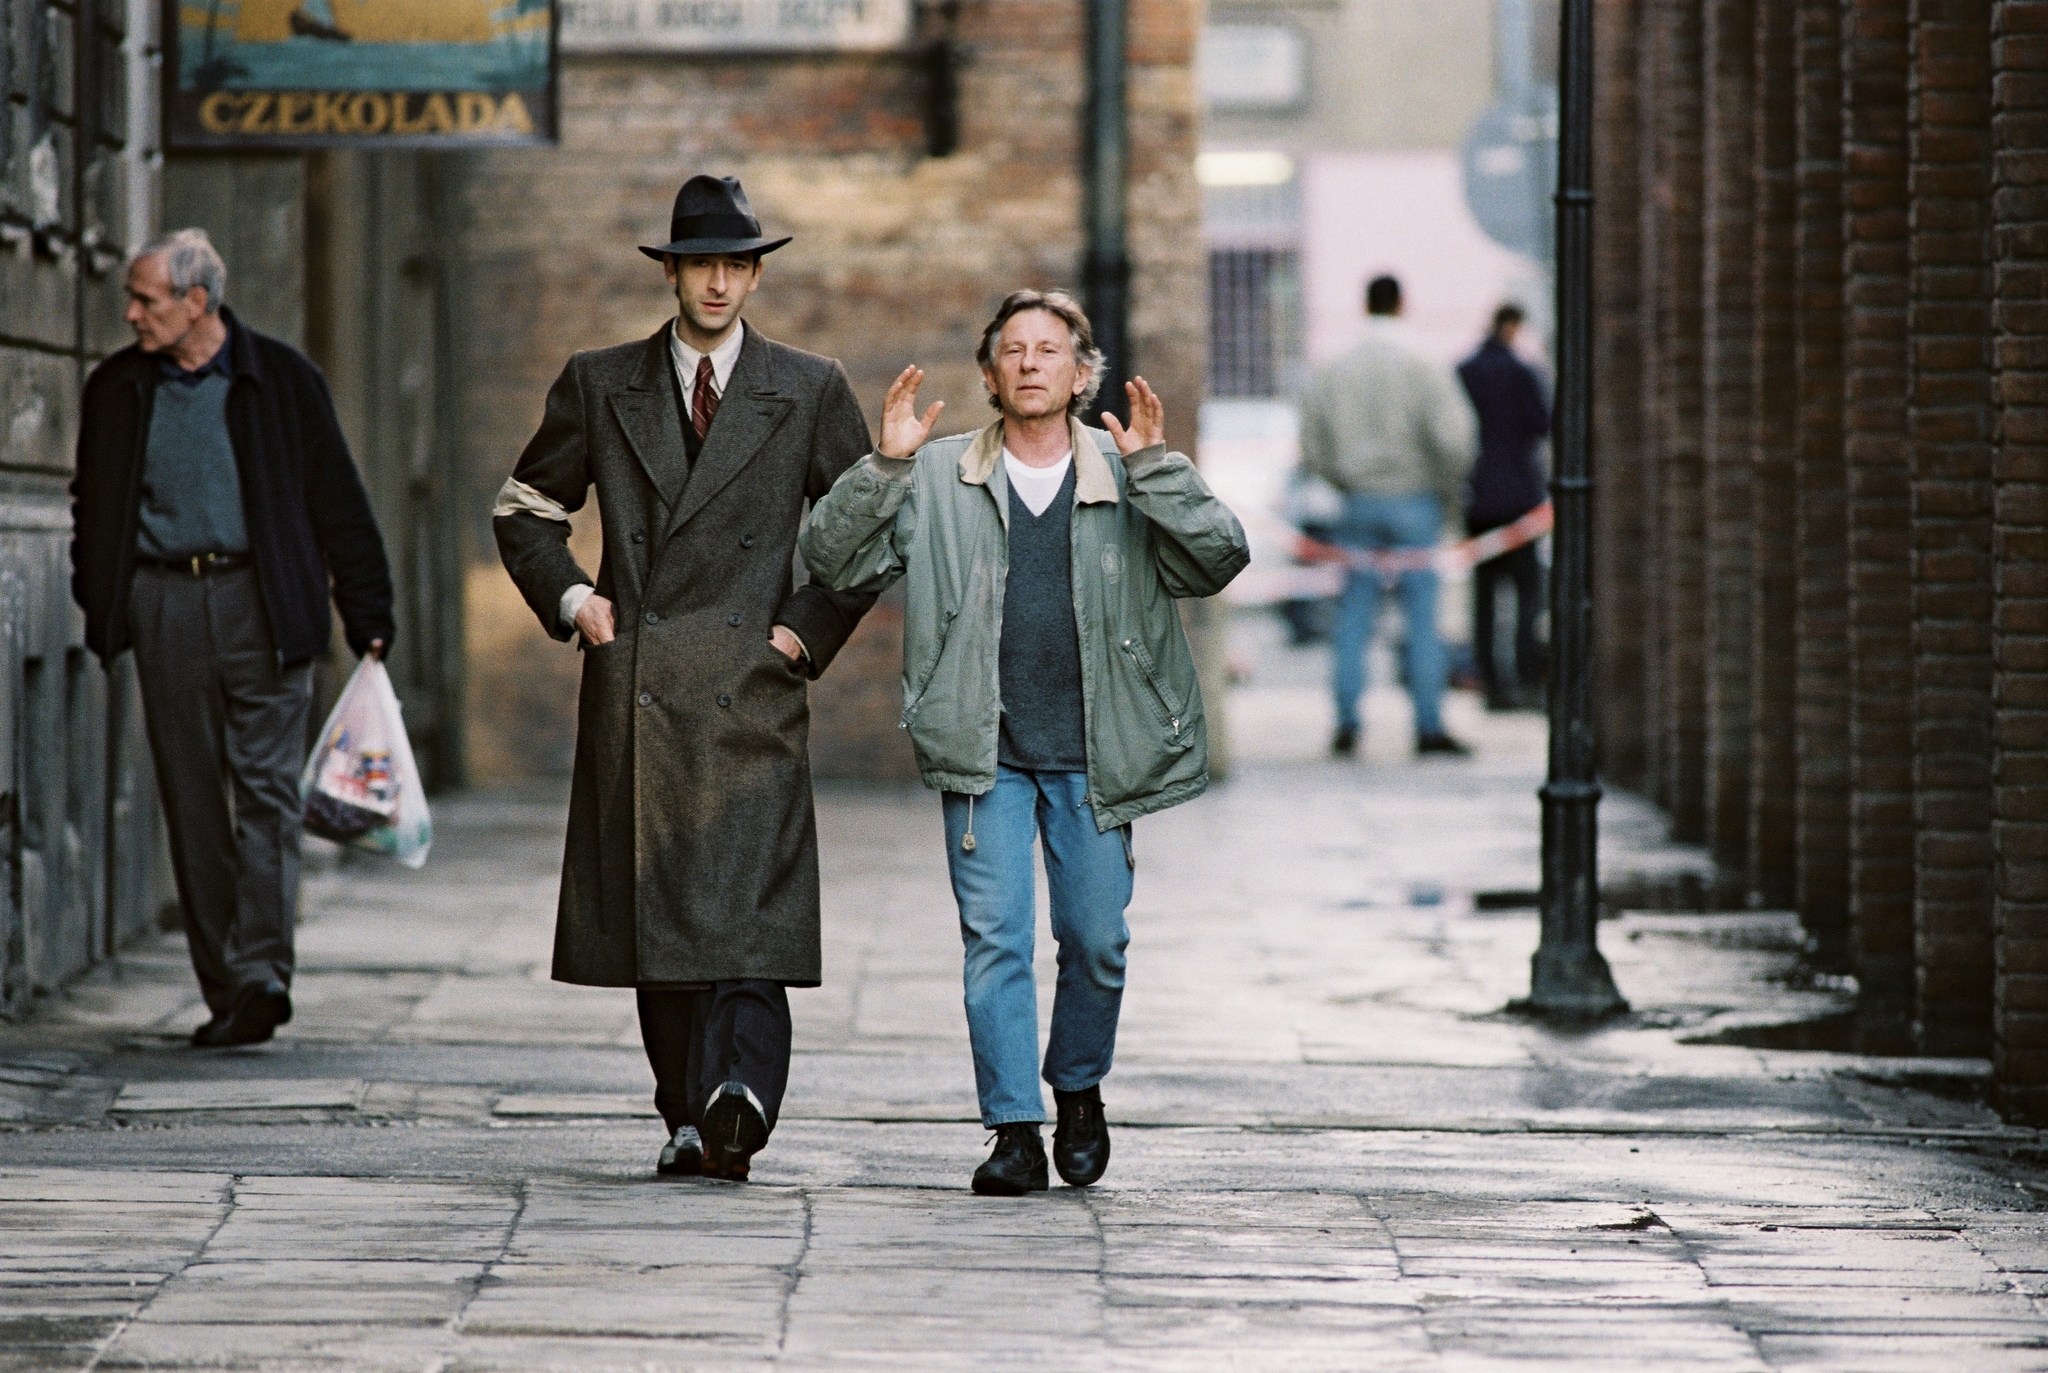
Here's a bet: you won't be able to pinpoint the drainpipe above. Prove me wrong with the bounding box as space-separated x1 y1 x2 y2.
1083 0 1129 421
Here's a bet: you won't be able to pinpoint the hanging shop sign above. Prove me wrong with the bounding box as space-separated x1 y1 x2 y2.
167 0 558 149
559 0 911 53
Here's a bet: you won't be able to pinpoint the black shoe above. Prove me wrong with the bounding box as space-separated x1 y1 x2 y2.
700 1080 769 1181
1331 727 1358 757
657 1124 703 1177
188 1012 234 1048
1052 1086 1111 1187
972 1122 1049 1196
201 980 291 1047
1416 732 1472 757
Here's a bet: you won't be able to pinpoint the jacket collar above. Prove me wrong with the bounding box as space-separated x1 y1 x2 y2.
957 417 1119 505
220 307 264 383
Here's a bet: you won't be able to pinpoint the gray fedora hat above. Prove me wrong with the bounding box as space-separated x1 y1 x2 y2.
638 174 792 260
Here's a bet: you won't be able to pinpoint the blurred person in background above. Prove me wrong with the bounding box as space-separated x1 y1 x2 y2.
1457 303 1552 712
1300 274 1477 758
72 229 394 1049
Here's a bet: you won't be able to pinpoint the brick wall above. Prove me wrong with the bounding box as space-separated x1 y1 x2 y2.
1992 0 2048 1123
1704 0 1759 875
1908 0 1996 1058
1636 1 1671 808
1797 0 1855 962
1651 0 1710 843
449 1 1205 783
1843 0 1918 1051
1594 0 1647 795
1591 0 2048 1120
1750 0 1802 908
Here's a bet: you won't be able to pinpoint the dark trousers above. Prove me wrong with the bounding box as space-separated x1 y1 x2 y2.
128 564 313 1014
1470 542 1546 703
636 981 792 1137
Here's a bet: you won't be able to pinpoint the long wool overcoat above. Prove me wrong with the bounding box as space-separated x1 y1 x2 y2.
495 324 875 987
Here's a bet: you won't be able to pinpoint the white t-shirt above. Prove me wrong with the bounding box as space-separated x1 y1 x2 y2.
1002 449 1073 518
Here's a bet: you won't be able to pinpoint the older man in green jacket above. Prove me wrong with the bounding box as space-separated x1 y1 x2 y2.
802 290 1248 1196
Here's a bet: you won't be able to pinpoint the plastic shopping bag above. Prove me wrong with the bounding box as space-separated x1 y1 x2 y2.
299 658 432 869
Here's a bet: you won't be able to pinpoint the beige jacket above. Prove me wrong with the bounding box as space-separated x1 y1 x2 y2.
1299 318 1478 508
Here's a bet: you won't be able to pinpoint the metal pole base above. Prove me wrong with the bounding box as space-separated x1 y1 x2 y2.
1521 944 1629 1021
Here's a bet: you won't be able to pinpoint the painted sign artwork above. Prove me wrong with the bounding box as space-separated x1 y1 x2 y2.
167 0 556 148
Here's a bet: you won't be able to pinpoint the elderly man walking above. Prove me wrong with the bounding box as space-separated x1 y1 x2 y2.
495 175 877 1183
1300 274 1478 758
801 290 1249 1195
71 229 395 1047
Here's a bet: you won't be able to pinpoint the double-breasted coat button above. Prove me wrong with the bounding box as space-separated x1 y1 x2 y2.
716 693 732 707
646 611 659 625
631 531 645 544
727 613 742 627
638 692 652 707
740 534 755 548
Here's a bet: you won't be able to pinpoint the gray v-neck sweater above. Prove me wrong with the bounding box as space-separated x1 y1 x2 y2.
137 373 249 559
997 463 1087 772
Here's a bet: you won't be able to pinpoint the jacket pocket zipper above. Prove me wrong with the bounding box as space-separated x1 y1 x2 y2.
901 609 958 726
1120 637 1183 740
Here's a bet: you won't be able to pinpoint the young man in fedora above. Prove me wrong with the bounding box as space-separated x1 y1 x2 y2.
495 175 877 1181
801 291 1249 1194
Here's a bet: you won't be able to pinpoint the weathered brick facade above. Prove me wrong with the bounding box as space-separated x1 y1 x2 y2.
1750 0 1802 908
1842 0 1918 1054
1596 0 2047 1119
1593 0 1647 797
0 0 168 1015
1992 0 2048 1121
1796 0 1856 962
1908 0 1996 1058
449 1 1205 784
1704 0 1758 874
1650 0 1710 840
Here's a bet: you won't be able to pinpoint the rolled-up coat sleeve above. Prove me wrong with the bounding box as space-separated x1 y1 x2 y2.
494 356 594 642
1120 444 1251 599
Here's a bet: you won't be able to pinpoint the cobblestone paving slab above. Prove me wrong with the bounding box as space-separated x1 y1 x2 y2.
1 654 2045 1369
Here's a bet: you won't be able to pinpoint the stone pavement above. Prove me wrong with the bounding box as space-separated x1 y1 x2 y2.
2 620 2047 1371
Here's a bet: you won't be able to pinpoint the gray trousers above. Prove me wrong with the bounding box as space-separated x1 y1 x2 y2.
129 565 313 1013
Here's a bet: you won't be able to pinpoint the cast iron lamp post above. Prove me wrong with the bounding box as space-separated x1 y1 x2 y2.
1527 0 1627 1018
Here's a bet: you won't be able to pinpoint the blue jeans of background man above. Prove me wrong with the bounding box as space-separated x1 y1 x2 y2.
942 766 1134 1126
1329 491 1446 739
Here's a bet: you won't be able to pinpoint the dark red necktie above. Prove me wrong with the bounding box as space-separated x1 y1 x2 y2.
692 356 718 440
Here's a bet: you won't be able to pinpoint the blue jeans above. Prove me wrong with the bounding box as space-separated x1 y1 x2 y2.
1330 492 1446 739
942 766 1134 1126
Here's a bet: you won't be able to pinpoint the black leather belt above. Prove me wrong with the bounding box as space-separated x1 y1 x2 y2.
136 552 253 577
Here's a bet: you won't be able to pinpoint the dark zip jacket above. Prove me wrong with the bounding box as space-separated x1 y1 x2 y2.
1456 336 1552 532
70 307 394 666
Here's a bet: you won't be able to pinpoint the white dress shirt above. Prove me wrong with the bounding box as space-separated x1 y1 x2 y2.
560 320 748 632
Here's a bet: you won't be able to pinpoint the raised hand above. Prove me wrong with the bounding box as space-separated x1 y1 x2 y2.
879 365 945 459
1102 376 1166 456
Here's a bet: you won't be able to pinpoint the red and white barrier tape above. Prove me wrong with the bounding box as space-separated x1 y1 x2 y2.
1292 501 1554 580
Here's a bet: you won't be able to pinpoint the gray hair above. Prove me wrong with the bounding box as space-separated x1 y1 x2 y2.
135 228 226 313
976 289 1108 416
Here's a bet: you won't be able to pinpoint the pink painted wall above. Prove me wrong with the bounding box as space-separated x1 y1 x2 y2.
1300 150 1541 371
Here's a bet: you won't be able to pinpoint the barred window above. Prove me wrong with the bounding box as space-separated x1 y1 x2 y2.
1209 247 1302 398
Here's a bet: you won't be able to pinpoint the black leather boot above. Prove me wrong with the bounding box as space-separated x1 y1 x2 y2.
700 1081 769 1181
971 1123 1049 1196
1052 1085 1111 1186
